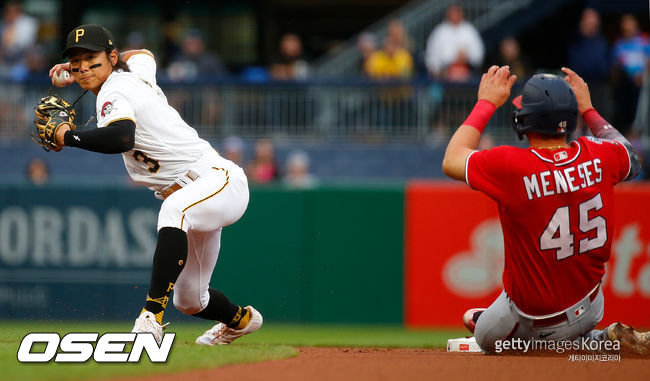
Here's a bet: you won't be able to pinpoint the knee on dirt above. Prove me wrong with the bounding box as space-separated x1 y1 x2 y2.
474 324 498 353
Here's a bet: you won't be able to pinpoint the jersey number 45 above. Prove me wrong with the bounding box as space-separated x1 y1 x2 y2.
540 193 607 260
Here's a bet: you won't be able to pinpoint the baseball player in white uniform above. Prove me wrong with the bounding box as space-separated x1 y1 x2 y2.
49 24 262 344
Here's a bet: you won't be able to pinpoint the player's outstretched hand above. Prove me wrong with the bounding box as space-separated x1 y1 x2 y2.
477 65 517 108
561 67 593 115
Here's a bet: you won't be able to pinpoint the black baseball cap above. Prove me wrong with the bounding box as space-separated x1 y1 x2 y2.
62 24 115 58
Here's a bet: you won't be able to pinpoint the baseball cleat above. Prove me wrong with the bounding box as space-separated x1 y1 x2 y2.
606 322 649 355
196 306 263 346
462 308 486 334
131 310 163 344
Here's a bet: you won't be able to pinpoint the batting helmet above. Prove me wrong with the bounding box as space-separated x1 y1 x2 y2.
511 74 578 140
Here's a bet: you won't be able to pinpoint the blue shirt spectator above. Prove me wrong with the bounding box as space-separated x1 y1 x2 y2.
167 29 226 82
612 14 650 81
613 35 650 79
611 14 649 134
0 1 39 80
568 8 609 81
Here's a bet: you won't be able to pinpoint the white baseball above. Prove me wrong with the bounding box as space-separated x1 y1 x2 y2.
52 70 71 87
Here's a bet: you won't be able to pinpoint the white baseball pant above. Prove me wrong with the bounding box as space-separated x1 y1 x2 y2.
157 157 249 315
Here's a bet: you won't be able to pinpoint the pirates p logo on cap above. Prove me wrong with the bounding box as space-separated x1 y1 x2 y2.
75 28 85 42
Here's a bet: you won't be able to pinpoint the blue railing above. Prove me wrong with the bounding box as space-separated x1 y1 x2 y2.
2 76 639 146
2 76 526 145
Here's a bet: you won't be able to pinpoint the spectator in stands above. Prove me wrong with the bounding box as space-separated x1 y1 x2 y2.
568 8 610 129
223 136 245 167
166 29 224 129
424 4 484 81
387 19 412 52
444 51 472 82
365 34 414 79
0 0 39 80
568 8 609 82
247 139 280 184
24 44 47 78
270 33 309 80
357 32 377 76
124 31 146 51
161 22 180 69
492 37 531 80
612 14 650 134
283 150 318 189
167 29 226 81
25 157 49 186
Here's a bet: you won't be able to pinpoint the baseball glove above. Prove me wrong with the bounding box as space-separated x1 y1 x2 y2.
32 94 76 152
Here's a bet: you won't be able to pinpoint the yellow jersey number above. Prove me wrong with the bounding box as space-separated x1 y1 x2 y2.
133 150 160 173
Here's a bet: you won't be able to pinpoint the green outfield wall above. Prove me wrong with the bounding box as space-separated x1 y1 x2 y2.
0 184 404 324
218 186 405 323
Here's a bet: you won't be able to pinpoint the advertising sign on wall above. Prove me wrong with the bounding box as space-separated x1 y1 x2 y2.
405 182 650 328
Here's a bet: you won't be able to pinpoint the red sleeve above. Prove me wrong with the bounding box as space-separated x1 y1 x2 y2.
465 146 511 201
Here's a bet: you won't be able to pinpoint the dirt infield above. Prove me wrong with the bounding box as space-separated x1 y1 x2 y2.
127 347 650 381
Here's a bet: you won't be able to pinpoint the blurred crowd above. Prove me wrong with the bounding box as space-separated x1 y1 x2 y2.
0 1 312 83
3 1 650 183
355 5 648 89
3 2 648 100
2 2 644 87
23 136 319 188
354 4 486 82
353 5 649 137
222 136 318 189
0 1 41 80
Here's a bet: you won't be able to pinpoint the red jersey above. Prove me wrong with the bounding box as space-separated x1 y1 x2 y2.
466 136 631 315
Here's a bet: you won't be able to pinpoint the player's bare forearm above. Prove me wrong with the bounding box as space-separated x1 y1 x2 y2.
442 125 481 180
120 49 155 62
442 65 516 181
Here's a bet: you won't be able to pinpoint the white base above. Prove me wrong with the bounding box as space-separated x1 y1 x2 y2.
446 336 483 353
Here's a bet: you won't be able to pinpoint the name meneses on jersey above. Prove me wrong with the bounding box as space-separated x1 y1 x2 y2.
523 159 602 200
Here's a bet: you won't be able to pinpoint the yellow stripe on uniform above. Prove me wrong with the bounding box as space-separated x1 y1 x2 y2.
180 167 230 229
106 117 135 125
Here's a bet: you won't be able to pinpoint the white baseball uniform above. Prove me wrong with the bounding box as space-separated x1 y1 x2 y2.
95 53 249 314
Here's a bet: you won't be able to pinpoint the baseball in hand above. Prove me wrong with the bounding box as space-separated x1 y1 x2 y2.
52 70 70 87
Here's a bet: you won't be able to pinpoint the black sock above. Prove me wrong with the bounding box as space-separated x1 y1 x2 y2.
143 227 188 323
229 307 251 329
192 288 248 328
